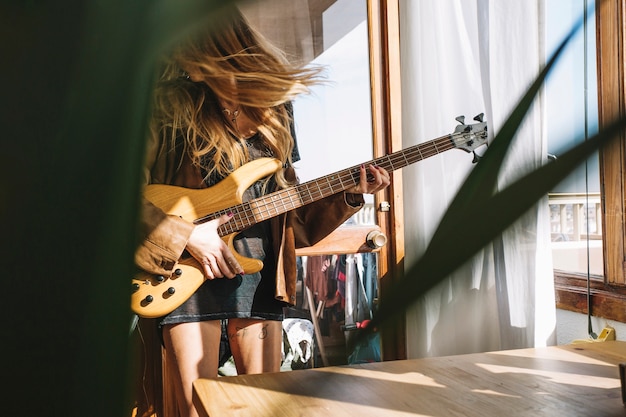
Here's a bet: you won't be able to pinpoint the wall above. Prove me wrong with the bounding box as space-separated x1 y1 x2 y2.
557 309 626 344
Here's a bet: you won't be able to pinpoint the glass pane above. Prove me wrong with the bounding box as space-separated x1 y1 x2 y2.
546 0 603 276
242 0 379 367
243 0 374 219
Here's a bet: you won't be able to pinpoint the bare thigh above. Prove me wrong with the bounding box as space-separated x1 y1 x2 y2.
162 321 222 417
227 318 282 374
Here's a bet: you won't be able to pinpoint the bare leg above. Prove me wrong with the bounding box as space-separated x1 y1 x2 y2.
162 321 222 417
227 318 282 374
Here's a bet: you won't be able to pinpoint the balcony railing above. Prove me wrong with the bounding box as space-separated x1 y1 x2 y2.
549 192 602 242
343 194 603 275
549 192 604 275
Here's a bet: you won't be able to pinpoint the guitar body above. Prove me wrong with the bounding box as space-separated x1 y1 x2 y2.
131 157 282 318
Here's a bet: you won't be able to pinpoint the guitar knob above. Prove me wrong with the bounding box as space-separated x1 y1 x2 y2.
156 275 165 282
167 287 176 295
174 268 183 276
144 295 153 303
132 283 140 293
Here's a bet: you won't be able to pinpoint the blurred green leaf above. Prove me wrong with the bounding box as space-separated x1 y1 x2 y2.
1 1 241 416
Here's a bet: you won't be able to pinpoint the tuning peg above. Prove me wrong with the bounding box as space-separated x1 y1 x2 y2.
473 113 484 122
455 115 465 125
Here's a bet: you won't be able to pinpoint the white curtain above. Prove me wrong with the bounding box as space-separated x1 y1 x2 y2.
400 0 557 358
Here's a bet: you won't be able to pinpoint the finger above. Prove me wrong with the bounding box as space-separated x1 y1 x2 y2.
358 164 369 192
217 211 235 226
374 166 391 188
218 255 243 279
203 261 216 280
229 256 244 277
363 166 388 193
209 259 224 278
366 165 384 190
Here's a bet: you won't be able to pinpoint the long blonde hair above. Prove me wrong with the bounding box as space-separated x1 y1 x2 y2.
150 7 323 188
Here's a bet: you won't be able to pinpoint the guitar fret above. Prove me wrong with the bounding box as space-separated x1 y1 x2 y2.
238 204 252 229
242 203 255 228
383 155 393 171
325 176 334 196
289 189 300 209
336 173 345 190
389 154 402 171
283 190 293 211
417 145 424 161
255 197 268 219
300 183 313 205
248 199 265 222
315 180 324 200
260 197 270 217
270 193 282 216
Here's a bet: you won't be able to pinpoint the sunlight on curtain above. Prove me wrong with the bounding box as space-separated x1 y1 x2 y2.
401 0 556 358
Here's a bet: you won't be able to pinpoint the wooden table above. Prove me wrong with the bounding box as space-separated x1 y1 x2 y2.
193 341 626 417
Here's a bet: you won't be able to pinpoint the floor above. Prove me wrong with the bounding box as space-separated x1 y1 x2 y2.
318 318 349 367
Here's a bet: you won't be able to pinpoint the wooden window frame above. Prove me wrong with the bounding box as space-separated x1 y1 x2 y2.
555 0 626 322
367 0 405 361
280 0 406 360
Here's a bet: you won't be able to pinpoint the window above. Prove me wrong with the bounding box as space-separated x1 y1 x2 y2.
546 0 601 276
241 0 406 362
551 0 626 322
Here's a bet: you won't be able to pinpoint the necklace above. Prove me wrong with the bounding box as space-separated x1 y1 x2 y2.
222 106 240 124
222 106 241 137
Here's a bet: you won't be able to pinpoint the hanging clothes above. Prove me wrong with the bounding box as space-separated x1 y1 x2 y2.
304 255 333 306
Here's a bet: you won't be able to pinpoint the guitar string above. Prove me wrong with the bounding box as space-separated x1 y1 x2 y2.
135 129 483 315
218 134 467 233
215 130 483 235
246 134 459 218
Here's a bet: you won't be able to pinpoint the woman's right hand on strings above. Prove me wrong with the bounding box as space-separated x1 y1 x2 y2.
185 212 244 279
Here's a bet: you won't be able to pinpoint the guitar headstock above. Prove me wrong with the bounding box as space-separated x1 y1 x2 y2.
452 113 489 162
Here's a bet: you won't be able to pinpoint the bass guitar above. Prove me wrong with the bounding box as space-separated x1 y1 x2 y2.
131 114 488 318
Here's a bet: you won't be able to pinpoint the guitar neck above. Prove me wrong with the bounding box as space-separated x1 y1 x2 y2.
212 134 456 237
